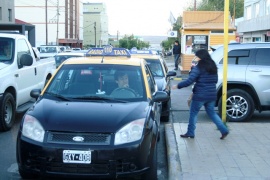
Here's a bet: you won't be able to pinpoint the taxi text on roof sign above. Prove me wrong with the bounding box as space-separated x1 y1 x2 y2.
86 46 131 57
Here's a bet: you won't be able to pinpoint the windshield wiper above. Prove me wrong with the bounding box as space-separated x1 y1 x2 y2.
73 96 128 103
44 92 72 101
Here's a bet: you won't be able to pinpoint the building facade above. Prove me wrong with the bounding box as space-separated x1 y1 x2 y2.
0 0 15 24
83 3 108 47
237 0 270 42
15 0 82 48
180 11 236 73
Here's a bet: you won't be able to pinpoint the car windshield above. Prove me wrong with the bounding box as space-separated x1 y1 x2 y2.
210 45 224 64
0 38 14 62
45 64 146 102
40 46 57 53
145 59 164 77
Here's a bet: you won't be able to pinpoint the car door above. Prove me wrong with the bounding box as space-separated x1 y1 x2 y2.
246 48 270 106
16 38 39 105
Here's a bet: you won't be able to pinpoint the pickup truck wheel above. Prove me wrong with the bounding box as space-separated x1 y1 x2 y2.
0 93 16 131
218 89 254 122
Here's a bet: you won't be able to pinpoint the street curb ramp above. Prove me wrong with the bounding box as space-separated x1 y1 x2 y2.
165 123 182 180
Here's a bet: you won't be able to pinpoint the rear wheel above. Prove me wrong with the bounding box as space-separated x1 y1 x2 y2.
161 99 171 122
0 92 16 131
218 89 254 122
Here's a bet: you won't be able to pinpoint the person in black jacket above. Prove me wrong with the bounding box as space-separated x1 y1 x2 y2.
172 40 181 70
172 49 229 140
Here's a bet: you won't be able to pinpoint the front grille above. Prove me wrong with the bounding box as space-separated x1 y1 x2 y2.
47 132 111 145
26 154 136 174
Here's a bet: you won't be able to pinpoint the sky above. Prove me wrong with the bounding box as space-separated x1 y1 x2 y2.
82 0 194 36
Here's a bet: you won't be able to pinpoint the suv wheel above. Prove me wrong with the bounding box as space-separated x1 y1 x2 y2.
218 89 254 122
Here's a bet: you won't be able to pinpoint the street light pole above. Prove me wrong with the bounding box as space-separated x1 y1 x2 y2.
56 0 59 45
94 22 96 47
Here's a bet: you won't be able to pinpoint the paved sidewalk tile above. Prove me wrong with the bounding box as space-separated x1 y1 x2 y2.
174 122 270 179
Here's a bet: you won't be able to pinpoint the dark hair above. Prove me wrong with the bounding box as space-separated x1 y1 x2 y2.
114 71 128 80
195 49 217 74
175 40 179 44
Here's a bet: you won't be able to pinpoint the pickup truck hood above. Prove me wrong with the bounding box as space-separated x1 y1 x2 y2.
28 98 149 133
0 63 9 70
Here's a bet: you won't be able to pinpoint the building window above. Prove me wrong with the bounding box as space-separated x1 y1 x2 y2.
185 35 208 54
246 5 251 20
252 37 261 42
267 0 270 15
255 3 259 17
8 9 12 22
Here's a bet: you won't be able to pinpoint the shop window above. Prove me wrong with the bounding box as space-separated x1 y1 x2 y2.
185 35 208 54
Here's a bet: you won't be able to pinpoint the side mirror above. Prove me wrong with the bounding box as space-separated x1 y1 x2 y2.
166 71 177 77
152 91 169 102
30 89 41 100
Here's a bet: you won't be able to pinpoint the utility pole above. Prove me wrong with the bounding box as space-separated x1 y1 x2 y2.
194 0 196 11
56 0 59 45
45 0 48 45
94 22 96 47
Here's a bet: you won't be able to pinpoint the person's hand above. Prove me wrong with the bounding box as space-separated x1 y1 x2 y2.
171 85 178 90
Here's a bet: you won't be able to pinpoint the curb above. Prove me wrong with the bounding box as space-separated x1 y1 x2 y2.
164 123 181 180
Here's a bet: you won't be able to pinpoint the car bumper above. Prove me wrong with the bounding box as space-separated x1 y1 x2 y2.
17 132 155 178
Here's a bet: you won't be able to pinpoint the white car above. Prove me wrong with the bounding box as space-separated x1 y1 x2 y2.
38 45 62 59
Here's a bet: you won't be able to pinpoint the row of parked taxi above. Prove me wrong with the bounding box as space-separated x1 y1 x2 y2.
16 46 176 179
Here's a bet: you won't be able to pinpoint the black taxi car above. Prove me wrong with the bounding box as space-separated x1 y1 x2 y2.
129 49 176 122
16 46 168 179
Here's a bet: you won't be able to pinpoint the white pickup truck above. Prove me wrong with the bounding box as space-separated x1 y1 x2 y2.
0 33 56 131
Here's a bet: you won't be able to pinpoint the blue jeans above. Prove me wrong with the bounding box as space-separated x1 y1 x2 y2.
186 100 229 136
174 54 180 69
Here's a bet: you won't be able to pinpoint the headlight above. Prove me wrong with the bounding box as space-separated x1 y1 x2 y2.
114 118 145 145
22 115 45 142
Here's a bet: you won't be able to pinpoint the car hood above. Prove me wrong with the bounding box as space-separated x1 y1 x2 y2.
154 77 166 91
27 98 150 133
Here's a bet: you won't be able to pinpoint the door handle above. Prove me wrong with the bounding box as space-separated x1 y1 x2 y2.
249 69 262 72
35 67 37 75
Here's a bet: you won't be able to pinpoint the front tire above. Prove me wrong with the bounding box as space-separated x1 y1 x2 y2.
0 92 16 131
218 89 254 122
142 145 157 180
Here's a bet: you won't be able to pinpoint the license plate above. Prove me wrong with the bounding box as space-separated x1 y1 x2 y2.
63 150 91 164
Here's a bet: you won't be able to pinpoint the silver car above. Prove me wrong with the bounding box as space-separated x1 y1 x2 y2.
211 42 270 122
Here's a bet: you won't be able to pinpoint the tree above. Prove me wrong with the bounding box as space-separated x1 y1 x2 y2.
161 16 182 51
190 0 244 19
119 35 150 50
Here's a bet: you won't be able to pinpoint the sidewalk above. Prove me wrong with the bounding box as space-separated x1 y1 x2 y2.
164 56 270 180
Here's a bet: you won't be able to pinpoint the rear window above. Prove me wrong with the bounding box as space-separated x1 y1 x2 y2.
219 50 250 65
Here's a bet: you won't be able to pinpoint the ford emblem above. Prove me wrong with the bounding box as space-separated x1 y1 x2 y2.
72 136 84 142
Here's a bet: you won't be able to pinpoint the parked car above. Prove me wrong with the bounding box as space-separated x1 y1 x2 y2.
16 46 168 179
38 45 61 59
54 51 86 68
130 49 176 122
211 42 270 122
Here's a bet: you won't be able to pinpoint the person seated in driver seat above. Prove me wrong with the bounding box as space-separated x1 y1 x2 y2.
111 71 138 97
115 71 130 88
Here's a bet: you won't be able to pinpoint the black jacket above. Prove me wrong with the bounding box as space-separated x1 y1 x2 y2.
173 45 181 54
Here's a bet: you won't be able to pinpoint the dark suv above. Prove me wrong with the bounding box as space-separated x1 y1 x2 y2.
211 43 270 122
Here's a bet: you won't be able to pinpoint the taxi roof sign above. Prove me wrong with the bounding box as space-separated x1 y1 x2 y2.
129 49 155 55
86 46 131 57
